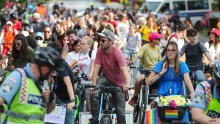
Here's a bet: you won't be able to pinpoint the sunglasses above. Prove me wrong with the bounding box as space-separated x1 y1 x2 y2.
166 49 176 53
155 38 161 41
160 28 166 31
100 39 108 43
35 37 43 40
189 35 197 37
44 31 50 33
15 43 22 46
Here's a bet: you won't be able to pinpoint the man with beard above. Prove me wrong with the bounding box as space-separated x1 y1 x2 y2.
30 12 47 33
0 46 64 124
54 21 67 47
90 29 130 124
191 59 220 123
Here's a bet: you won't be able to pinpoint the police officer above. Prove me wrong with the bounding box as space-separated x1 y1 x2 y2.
0 46 64 124
191 59 220 123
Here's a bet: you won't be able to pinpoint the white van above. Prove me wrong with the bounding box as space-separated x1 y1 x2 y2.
139 0 214 25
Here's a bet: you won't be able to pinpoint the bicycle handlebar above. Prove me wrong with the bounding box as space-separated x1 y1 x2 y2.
94 85 123 92
130 66 145 71
123 51 138 54
188 64 210 70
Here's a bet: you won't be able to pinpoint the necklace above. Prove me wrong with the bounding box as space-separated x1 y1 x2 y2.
169 68 174 94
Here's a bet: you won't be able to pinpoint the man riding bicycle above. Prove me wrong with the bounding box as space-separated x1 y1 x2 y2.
90 29 130 124
191 60 220 123
0 46 64 124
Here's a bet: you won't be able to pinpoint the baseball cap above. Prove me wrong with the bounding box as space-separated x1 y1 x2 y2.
6 21 13 26
209 28 220 37
33 13 40 19
27 4 34 10
21 31 29 37
175 23 187 31
97 29 115 41
148 32 164 42
34 32 44 40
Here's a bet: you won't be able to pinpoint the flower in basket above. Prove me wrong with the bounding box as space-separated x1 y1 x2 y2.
170 100 177 109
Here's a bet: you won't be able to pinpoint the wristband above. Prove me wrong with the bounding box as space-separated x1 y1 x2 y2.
70 99 75 102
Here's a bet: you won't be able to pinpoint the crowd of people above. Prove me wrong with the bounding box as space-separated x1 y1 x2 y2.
0 1 219 124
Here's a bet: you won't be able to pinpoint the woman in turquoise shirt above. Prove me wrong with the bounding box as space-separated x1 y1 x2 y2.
146 42 194 97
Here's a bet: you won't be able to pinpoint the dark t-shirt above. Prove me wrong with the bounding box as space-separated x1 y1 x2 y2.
30 21 47 33
12 46 35 68
55 33 66 47
53 59 75 100
180 42 208 69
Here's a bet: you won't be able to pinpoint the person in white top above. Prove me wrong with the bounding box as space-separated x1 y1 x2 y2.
158 24 171 54
118 12 130 46
169 23 187 52
65 39 81 73
123 23 142 86
204 28 220 62
78 36 96 112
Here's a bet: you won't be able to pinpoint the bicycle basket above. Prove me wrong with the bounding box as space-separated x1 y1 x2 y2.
155 95 189 122
157 106 187 122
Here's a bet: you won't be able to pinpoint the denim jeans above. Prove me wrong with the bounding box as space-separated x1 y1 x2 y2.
195 69 206 82
56 99 75 124
90 75 126 124
123 50 140 86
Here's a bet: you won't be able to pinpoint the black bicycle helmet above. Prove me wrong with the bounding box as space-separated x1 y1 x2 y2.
34 46 64 72
213 61 220 80
186 28 198 37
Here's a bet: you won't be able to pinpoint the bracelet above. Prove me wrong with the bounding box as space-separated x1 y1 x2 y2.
70 99 75 102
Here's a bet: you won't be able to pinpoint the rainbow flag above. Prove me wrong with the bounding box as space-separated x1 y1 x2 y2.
146 108 159 124
70 60 78 70
165 110 178 119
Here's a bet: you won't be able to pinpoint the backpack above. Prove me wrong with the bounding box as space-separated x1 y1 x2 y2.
168 34 178 42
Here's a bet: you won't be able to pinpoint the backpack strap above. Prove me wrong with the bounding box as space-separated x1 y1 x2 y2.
168 34 178 42
80 49 93 59
15 68 28 103
200 81 211 107
88 49 93 58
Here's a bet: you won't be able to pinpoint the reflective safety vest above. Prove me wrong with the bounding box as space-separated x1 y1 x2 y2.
200 81 220 118
205 97 220 118
2 69 46 124
25 13 33 24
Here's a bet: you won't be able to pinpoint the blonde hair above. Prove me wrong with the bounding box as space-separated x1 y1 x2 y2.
147 14 158 30
159 24 171 40
82 35 94 46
